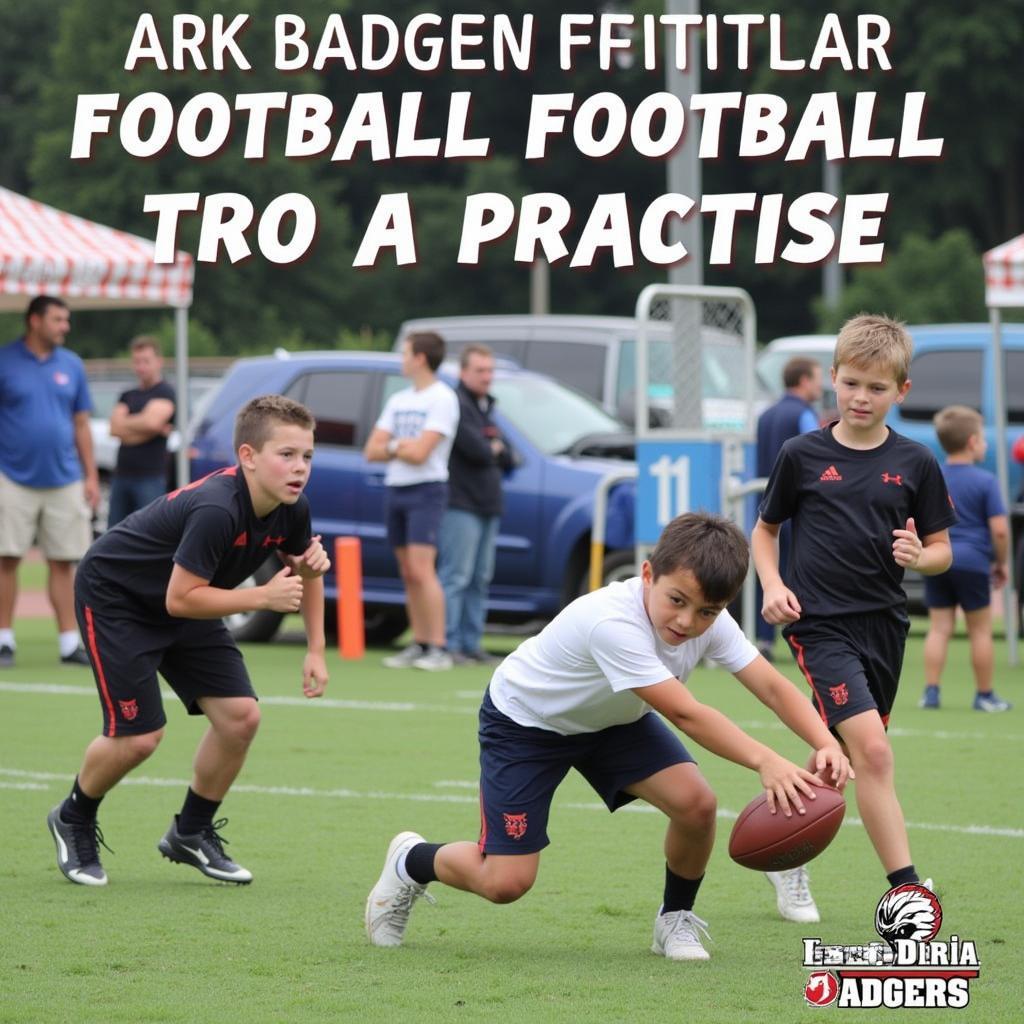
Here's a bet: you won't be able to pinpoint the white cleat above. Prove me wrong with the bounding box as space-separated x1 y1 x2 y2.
766 866 820 923
651 908 712 961
365 831 434 947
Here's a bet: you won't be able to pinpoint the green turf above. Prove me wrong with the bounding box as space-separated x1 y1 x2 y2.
1 618 1021 1023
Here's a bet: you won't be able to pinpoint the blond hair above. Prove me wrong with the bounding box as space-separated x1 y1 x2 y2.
234 394 315 452
833 314 912 386
933 405 983 455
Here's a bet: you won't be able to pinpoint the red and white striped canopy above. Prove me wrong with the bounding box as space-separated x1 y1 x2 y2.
0 187 192 311
984 233 1024 308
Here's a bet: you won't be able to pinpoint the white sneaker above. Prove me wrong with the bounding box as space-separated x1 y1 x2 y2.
766 867 820 923
651 908 712 961
382 644 424 669
412 648 453 671
365 831 434 947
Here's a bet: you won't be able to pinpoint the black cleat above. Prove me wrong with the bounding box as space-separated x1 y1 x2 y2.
60 646 91 666
158 816 253 884
47 805 109 886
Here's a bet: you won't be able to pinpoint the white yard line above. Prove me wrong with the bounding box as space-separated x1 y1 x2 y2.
3 767 1020 839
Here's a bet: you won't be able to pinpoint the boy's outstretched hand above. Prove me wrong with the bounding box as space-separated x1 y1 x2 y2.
281 535 332 579
812 743 854 790
302 651 328 698
757 753 825 817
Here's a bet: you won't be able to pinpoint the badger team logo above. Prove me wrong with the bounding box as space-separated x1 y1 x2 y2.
829 683 849 706
800 884 978 1009
118 698 139 721
875 883 942 945
804 971 839 1006
503 812 528 840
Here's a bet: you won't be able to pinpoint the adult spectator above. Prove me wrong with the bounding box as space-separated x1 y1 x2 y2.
753 356 823 660
107 336 176 527
438 345 517 665
0 296 98 667
364 331 460 671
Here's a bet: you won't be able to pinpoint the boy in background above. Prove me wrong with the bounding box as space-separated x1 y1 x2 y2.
365 331 460 671
753 314 956 920
48 395 329 887
365 513 851 961
921 405 1011 712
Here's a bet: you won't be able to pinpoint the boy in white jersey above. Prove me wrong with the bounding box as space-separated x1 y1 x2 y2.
364 331 460 671
365 513 852 960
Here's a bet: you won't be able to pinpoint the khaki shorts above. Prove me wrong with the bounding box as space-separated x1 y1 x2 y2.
0 471 93 561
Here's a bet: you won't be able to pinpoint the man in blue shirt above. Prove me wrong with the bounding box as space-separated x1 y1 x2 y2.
754 357 822 660
0 296 99 667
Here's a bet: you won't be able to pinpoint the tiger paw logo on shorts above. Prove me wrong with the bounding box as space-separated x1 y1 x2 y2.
800 884 979 1009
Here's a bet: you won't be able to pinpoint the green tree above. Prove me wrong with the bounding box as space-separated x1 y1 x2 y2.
813 229 987 331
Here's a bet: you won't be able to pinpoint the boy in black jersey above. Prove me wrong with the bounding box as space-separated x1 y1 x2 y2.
47 395 330 887
752 314 956 920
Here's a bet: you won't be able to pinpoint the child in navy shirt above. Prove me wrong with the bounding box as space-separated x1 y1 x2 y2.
921 406 1011 712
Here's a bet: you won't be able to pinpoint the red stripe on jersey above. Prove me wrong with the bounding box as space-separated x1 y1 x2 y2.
84 606 117 737
165 464 237 501
787 634 829 725
477 789 488 853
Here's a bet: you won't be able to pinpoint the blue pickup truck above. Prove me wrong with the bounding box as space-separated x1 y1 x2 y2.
190 352 638 643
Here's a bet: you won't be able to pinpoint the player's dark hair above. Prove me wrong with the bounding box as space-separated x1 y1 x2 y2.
782 356 819 389
25 294 68 323
649 512 749 604
234 395 315 453
406 331 445 372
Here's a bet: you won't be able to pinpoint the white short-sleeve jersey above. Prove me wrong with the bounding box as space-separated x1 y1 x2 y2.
375 380 460 486
489 577 758 735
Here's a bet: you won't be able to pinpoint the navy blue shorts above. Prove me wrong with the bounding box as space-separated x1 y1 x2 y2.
476 689 695 855
783 612 909 731
923 569 991 613
385 481 448 549
76 592 256 738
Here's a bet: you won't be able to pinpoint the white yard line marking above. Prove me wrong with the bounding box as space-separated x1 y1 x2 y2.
2 682 1017 740
3 767 1020 839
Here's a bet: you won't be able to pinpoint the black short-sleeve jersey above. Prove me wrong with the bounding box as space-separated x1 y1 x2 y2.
77 466 311 619
759 427 957 617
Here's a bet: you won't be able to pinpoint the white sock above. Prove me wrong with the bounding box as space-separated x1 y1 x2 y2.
0 629 14 649
58 631 82 657
395 851 415 885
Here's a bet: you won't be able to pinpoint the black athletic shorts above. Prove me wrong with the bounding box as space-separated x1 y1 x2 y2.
783 612 909 731
75 593 256 738
476 689 695 855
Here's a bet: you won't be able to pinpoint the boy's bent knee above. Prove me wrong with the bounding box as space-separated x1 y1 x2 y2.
482 876 533 904
853 738 894 776
121 729 163 762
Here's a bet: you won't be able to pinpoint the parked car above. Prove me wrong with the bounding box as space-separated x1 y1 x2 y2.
190 352 638 644
395 315 770 432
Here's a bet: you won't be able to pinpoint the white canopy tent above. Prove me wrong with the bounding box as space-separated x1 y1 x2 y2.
0 186 194 483
983 233 1023 664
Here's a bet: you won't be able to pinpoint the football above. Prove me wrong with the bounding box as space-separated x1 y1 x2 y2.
728 786 846 871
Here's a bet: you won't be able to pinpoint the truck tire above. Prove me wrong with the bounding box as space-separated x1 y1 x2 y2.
577 549 637 595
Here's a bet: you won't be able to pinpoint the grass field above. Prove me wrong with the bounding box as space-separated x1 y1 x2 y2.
2 617 1021 1023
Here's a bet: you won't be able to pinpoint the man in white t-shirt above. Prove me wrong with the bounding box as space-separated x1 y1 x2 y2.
364 513 853 960
364 332 460 671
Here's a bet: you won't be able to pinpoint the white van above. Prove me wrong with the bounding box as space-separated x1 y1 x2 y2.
395 314 768 431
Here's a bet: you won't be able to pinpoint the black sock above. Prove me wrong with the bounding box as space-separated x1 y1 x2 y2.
62 776 102 823
887 865 919 888
178 788 221 835
405 842 443 885
662 866 704 913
